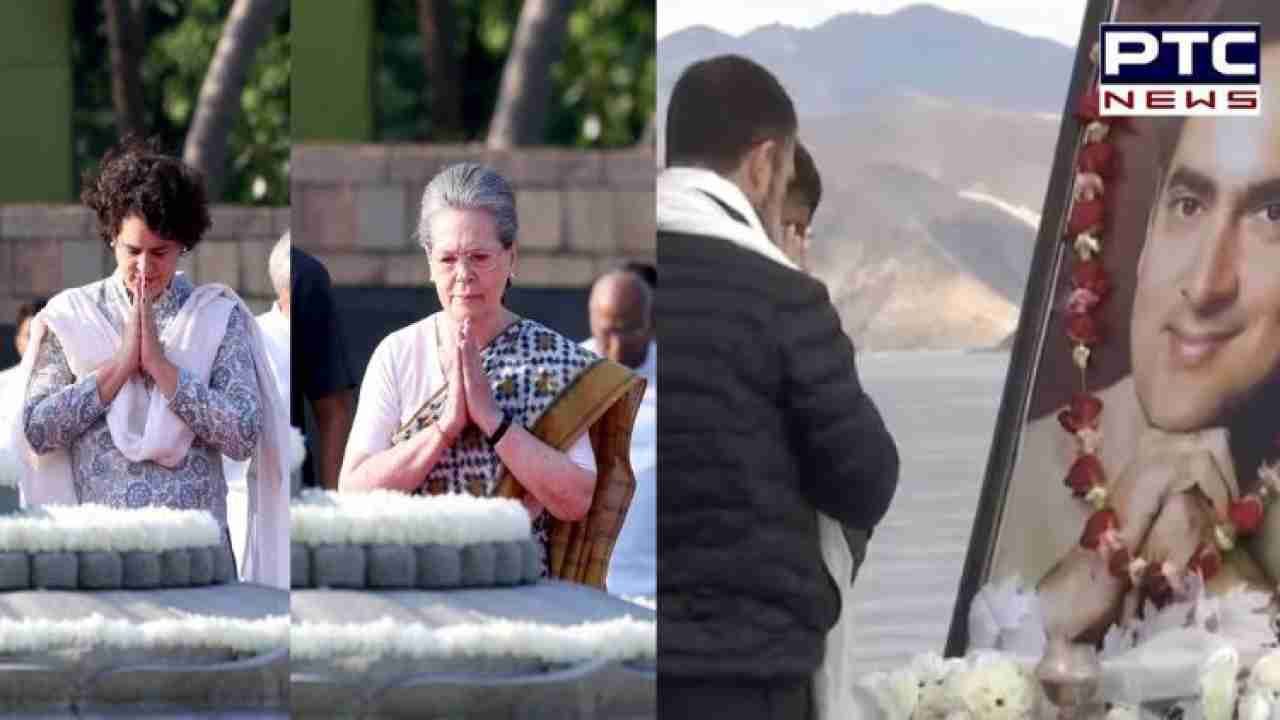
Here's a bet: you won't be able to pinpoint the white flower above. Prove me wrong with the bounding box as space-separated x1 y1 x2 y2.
1105 702 1139 720
1073 344 1092 370
1086 485 1109 510
291 490 531 546
1215 523 1237 552
906 653 963 720
1073 172 1105 202
0 613 287 655
0 505 221 552
946 657 1036 720
1074 232 1102 260
1076 427 1103 455
860 669 919 720
1238 691 1273 720
1248 651 1280 692
1259 462 1280 493
1084 120 1111 144
1200 645 1239 720
289 615 655 663
288 426 307 475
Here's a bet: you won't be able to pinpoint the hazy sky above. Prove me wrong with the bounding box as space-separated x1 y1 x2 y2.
658 1 1091 48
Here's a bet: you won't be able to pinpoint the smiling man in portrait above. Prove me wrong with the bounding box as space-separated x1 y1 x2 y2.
988 7 1280 645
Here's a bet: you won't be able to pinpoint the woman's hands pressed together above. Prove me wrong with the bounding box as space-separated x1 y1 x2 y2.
437 335 470 443
458 318 503 438
97 268 178 403
137 272 179 398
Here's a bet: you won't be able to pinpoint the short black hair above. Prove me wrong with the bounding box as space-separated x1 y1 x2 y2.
81 136 212 251
16 298 47 326
620 261 656 290
787 141 822 216
665 55 797 174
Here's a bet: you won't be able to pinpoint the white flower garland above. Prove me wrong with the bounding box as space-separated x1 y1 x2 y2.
859 651 1037 720
623 596 657 611
0 613 288 656
289 616 656 664
0 504 222 553
860 647 1280 719
290 490 531 547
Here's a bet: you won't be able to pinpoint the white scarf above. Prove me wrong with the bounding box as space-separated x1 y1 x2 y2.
7 275 289 588
656 166 799 271
658 165 856 720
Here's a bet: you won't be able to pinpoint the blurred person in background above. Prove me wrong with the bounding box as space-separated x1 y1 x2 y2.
583 266 656 601
291 245 355 491
225 231 292 560
0 299 48 451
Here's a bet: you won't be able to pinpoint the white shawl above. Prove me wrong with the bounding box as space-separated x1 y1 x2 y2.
6 275 289 588
658 166 857 720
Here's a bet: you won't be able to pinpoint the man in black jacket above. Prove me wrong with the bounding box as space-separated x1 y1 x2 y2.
657 54 900 719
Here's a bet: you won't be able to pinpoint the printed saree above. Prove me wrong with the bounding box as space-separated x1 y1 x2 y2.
391 318 645 589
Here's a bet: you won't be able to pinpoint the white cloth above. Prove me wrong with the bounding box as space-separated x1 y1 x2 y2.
257 303 290 405
583 339 656 598
658 166 856 720
224 303 291 566
0 365 21 453
7 277 290 588
345 313 595 477
969 577 1275 705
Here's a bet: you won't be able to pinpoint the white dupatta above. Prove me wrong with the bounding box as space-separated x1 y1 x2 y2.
7 275 289 588
658 167 858 719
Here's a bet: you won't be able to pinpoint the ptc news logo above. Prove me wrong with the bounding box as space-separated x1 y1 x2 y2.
1100 23 1262 116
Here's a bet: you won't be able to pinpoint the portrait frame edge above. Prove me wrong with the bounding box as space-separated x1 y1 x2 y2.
943 0 1118 657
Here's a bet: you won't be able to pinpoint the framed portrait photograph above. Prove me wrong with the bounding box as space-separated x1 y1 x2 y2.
948 0 1280 657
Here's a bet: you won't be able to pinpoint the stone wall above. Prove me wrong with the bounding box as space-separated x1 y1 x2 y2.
291 144 656 288
0 204 289 325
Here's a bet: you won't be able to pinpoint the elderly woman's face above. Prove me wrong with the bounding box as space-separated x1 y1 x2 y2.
427 208 514 321
113 215 184 300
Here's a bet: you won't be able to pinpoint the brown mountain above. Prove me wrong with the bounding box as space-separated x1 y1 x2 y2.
800 96 1061 350
657 5 1076 349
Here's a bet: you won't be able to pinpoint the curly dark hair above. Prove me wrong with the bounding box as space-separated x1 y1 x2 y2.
81 137 211 250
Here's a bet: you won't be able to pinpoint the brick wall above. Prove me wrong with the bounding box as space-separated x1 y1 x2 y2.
0 204 288 326
291 144 656 288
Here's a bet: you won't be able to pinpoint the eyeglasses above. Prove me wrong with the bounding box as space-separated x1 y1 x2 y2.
429 248 506 273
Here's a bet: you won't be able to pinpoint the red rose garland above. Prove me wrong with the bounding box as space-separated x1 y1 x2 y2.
1060 43 1280 606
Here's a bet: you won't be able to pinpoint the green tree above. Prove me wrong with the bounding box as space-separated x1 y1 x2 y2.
375 0 653 147
72 0 289 204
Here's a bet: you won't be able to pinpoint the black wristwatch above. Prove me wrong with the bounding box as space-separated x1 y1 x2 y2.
486 410 513 446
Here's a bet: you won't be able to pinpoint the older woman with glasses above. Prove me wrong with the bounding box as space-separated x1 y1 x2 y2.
339 163 646 588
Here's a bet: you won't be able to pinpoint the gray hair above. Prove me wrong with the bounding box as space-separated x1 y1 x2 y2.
269 230 290 295
416 163 518 254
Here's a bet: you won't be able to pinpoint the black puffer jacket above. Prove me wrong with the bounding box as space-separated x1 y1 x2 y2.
657 227 900 680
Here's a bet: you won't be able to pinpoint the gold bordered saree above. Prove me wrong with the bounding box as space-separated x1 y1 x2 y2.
391 317 645 589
